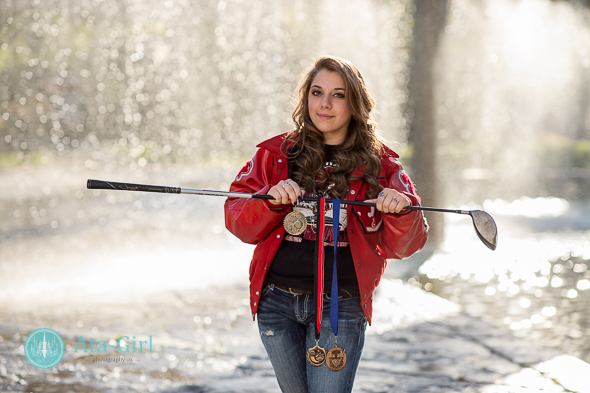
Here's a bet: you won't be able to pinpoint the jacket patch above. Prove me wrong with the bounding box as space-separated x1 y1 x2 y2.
353 206 383 234
235 157 255 181
399 171 420 203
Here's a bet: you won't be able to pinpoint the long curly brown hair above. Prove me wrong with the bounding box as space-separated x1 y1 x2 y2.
282 56 384 199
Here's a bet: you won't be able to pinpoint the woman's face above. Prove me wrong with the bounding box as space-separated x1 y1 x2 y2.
308 69 352 145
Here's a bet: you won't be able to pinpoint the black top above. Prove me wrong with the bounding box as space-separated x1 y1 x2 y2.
265 145 360 297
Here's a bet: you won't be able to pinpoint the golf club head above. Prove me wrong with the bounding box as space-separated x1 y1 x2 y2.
469 210 498 251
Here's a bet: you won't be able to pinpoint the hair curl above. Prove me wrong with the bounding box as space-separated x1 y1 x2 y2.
283 56 384 199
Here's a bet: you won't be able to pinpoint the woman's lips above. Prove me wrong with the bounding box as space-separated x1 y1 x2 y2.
317 113 334 120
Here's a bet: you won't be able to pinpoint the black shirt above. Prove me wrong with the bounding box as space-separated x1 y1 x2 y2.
265 145 360 297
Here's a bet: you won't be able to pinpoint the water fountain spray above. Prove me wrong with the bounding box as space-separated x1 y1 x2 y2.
87 179 498 251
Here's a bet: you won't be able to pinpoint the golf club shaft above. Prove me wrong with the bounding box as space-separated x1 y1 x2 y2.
87 179 467 214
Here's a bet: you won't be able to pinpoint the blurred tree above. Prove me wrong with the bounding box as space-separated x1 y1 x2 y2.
408 0 447 247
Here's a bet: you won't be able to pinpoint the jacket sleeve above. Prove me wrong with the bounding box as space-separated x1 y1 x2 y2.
224 148 290 245
376 157 429 259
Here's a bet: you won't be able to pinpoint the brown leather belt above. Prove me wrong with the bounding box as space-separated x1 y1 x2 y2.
272 283 354 299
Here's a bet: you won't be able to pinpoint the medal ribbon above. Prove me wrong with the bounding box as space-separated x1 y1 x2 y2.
330 199 340 337
314 196 326 340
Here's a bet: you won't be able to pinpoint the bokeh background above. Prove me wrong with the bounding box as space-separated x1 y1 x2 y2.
2 0 590 391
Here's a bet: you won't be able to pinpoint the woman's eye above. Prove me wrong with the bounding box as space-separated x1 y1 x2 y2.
334 93 345 98
311 90 321 96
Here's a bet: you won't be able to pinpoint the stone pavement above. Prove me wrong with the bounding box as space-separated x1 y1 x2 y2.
1 278 589 392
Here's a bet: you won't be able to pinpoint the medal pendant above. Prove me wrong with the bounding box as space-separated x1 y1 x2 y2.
326 345 346 371
306 345 326 366
283 210 307 235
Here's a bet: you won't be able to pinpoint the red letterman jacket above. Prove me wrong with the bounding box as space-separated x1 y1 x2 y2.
224 132 429 325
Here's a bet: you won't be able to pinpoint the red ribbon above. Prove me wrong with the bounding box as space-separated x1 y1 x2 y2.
314 197 326 340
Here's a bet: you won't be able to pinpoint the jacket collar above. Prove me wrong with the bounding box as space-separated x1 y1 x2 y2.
379 144 400 159
256 132 290 154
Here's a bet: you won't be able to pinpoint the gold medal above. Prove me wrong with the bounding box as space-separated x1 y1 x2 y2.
283 210 307 235
326 344 346 371
306 345 326 366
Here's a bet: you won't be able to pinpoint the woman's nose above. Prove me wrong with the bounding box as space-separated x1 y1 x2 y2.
320 96 331 108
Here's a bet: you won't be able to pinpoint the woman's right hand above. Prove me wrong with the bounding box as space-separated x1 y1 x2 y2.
267 179 304 205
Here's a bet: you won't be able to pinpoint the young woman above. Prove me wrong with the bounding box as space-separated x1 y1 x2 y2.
225 56 428 392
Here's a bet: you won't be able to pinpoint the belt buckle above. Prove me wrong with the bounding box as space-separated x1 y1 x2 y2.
288 288 298 295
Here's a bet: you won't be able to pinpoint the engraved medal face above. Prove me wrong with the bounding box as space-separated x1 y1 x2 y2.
306 345 326 366
326 346 346 371
283 210 307 235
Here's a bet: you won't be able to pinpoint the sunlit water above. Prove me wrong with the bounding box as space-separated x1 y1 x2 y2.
0 0 412 166
0 156 256 305
420 197 590 363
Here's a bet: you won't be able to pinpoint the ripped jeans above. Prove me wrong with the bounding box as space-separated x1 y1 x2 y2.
257 283 367 393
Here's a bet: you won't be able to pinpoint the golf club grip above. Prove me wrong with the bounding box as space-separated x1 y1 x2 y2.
87 179 181 194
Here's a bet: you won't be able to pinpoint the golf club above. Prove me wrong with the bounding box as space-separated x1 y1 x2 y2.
87 179 498 250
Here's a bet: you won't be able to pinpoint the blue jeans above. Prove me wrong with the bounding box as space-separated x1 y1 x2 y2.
257 283 367 393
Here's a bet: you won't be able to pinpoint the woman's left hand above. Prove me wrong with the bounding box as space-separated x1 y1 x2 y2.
364 188 411 214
